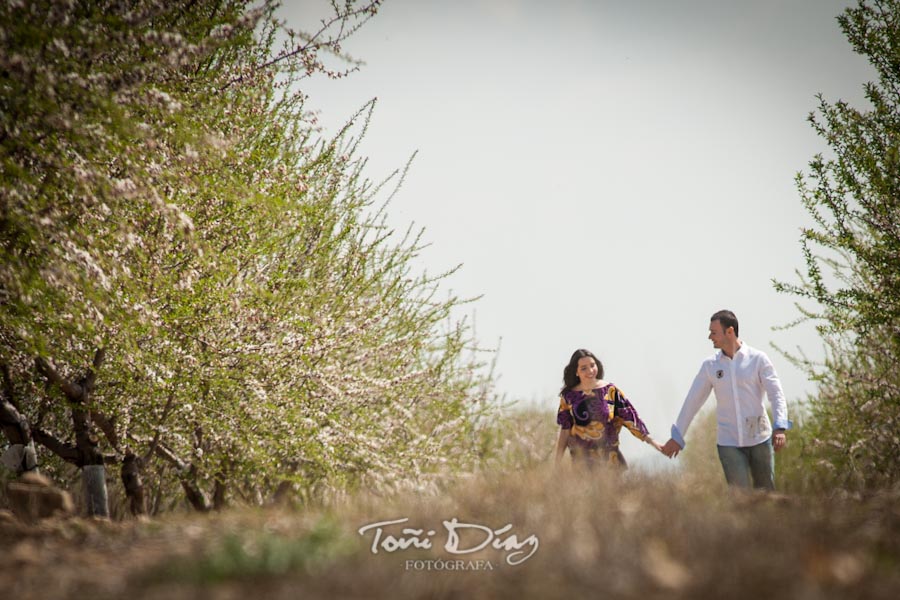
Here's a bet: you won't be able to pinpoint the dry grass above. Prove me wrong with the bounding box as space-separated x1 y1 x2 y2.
2 409 899 599
2 461 899 600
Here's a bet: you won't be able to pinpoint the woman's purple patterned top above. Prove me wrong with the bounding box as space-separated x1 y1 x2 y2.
557 382 650 467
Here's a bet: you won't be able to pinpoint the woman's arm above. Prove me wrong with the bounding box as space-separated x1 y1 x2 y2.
555 427 570 464
644 436 665 453
611 388 665 454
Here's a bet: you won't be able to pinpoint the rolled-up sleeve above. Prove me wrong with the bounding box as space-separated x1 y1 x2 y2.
760 354 792 430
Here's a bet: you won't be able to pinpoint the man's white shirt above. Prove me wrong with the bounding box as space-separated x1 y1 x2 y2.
671 343 792 448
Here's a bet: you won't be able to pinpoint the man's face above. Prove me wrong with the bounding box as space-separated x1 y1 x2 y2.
708 319 729 349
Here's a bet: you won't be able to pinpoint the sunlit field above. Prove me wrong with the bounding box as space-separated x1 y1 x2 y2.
4 2 900 599
2 410 898 600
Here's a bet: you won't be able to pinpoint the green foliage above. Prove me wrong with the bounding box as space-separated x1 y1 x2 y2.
154 515 354 583
2 0 497 512
473 407 557 473
775 0 900 490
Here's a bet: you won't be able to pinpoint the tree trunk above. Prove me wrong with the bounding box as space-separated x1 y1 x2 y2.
121 451 147 516
213 470 227 510
0 363 39 474
82 464 109 518
35 350 111 518
72 405 108 518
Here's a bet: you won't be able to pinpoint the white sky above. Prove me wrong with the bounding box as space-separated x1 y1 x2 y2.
281 0 873 468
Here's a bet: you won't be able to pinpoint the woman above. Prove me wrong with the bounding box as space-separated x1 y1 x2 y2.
555 348 663 467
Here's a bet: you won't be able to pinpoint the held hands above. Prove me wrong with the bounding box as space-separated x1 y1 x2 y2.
661 438 682 459
646 436 680 458
655 433 785 457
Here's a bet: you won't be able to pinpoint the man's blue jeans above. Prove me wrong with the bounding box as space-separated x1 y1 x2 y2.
716 438 775 490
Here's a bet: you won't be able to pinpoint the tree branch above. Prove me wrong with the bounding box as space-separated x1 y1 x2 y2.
1 362 18 410
142 392 177 464
154 443 212 512
90 411 120 450
34 357 82 398
32 427 81 465
219 1 380 91
0 399 30 446
0 362 31 446
154 442 189 472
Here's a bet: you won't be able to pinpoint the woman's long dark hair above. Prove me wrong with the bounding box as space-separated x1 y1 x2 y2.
560 348 604 394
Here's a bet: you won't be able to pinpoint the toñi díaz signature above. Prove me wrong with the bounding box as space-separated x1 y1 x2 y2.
358 517 539 566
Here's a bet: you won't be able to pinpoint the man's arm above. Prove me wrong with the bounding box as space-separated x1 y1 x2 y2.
760 353 791 452
666 365 713 454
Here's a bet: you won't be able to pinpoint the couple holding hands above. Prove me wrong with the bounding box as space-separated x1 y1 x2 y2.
554 310 792 490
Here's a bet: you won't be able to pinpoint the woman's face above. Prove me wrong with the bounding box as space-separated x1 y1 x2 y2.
576 356 598 384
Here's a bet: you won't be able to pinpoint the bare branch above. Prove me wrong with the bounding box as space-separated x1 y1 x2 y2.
0 362 31 446
0 398 31 446
32 428 80 465
219 1 380 90
90 411 120 450
154 443 212 512
34 357 82 399
154 442 189 472
143 392 177 464
0 362 17 409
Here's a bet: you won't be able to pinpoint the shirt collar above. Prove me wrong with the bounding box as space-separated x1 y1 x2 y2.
718 342 745 361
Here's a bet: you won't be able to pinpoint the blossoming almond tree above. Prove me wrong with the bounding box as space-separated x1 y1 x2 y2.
2 0 495 517
775 0 900 490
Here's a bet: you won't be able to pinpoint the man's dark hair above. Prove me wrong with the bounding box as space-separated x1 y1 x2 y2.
710 309 739 336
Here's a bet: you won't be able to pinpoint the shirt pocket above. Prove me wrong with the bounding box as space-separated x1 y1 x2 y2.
743 415 772 439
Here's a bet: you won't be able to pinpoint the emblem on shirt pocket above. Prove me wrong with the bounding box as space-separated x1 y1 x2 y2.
716 369 724 379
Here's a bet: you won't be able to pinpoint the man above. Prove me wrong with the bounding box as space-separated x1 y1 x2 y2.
661 310 792 490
